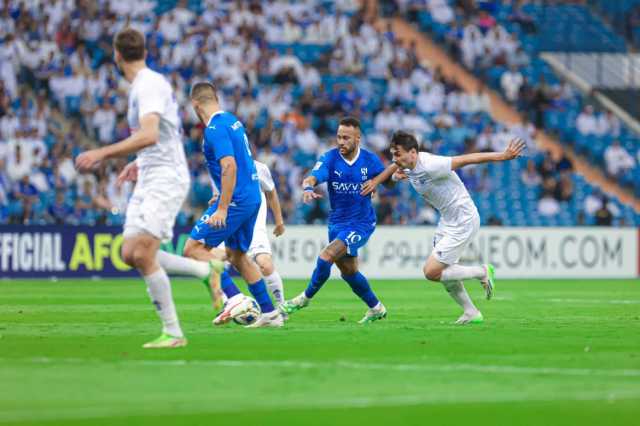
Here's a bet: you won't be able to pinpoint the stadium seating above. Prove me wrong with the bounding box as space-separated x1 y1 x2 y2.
409 0 639 224
0 0 638 227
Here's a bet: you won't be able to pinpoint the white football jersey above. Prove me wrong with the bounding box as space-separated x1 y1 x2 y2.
403 152 478 225
211 160 274 196
127 68 188 179
255 161 275 193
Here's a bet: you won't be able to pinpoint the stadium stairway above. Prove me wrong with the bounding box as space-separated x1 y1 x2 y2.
373 15 640 214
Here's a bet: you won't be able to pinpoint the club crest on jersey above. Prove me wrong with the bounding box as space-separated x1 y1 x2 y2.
231 120 242 130
361 167 368 180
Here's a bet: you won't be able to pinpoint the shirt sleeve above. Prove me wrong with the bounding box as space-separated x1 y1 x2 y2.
136 78 167 120
424 153 452 179
310 153 330 184
204 125 234 161
257 162 276 192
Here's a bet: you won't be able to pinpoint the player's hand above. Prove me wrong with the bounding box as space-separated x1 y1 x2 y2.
503 138 526 160
302 190 322 204
116 161 138 187
360 180 378 196
75 149 103 171
208 193 220 205
392 170 408 181
273 223 285 237
207 208 228 228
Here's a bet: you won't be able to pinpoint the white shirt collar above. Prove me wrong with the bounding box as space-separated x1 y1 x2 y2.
207 110 225 126
340 147 361 166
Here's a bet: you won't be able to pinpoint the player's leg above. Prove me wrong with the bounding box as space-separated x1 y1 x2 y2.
424 254 482 324
335 256 387 324
122 183 187 348
254 253 285 305
184 238 242 302
427 222 494 300
155 250 225 303
425 221 488 324
227 247 282 328
248 228 284 305
186 206 245 307
122 233 186 347
279 239 345 315
156 250 210 278
211 203 282 327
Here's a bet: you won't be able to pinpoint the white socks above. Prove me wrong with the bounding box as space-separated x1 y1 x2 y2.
442 280 478 314
441 264 486 282
264 271 285 304
144 268 183 337
156 250 209 279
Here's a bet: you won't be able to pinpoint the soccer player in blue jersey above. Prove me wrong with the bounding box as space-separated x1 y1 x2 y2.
181 82 283 328
280 117 389 323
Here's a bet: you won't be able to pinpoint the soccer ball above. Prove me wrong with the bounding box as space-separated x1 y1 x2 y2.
231 296 261 325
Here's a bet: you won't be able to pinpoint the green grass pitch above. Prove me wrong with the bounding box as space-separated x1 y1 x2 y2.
1 278 639 426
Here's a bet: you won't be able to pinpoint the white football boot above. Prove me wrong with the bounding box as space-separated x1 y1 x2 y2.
245 309 284 328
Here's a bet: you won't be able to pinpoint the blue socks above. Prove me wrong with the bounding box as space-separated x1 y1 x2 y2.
248 278 275 313
304 257 333 298
220 271 241 299
342 272 379 308
302 257 379 309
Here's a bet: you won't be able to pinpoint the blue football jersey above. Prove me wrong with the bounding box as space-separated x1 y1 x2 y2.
203 111 261 206
311 148 386 226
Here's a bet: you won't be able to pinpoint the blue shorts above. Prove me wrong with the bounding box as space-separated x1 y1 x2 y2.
190 202 260 252
328 222 375 257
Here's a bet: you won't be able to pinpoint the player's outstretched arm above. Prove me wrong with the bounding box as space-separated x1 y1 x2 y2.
75 114 160 171
360 163 400 196
266 188 285 236
451 138 526 170
207 156 237 228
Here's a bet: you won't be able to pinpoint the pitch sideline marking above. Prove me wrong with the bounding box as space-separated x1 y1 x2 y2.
3 357 640 378
0 389 639 423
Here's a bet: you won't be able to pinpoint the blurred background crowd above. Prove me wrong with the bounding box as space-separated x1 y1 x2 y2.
0 0 638 228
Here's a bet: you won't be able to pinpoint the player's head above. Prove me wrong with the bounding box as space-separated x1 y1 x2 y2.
390 130 419 169
336 116 361 157
113 28 146 72
190 82 220 124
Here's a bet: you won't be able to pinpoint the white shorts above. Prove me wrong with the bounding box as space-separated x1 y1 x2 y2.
123 177 188 242
216 198 271 259
432 213 480 265
217 227 272 259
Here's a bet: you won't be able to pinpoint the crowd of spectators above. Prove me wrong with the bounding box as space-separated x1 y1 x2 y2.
392 0 638 223
0 0 635 227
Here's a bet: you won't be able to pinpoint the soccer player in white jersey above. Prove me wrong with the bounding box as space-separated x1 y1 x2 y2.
76 28 221 348
211 160 286 305
362 131 525 324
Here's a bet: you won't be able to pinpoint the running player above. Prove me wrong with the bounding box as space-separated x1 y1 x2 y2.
76 28 219 348
211 160 286 305
182 82 283 328
361 131 526 324
280 117 389 323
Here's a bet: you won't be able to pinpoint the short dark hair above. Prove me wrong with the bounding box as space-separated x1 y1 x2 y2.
189 81 219 103
390 130 419 152
338 116 361 130
114 28 145 61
